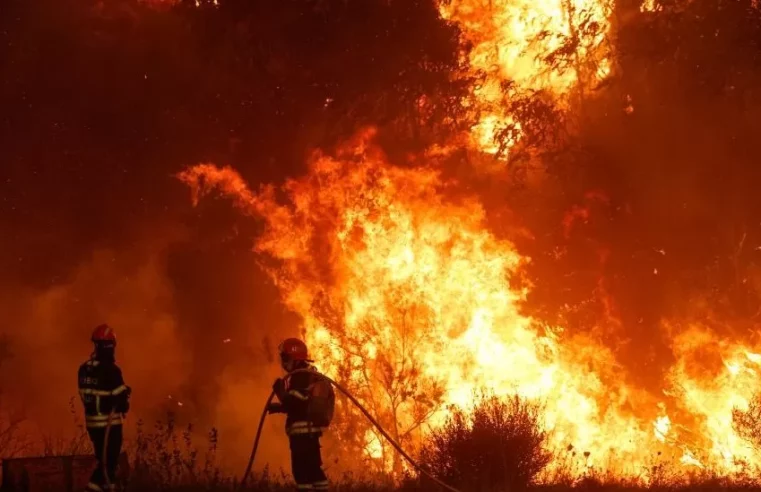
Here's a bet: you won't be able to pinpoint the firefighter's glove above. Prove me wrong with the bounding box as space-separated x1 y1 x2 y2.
116 386 133 414
266 402 285 414
272 378 286 398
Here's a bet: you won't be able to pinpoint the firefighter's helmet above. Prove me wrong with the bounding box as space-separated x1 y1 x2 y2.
91 324 116 344
278 338 310 361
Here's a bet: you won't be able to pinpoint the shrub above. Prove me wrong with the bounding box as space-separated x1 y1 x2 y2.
130 412 227 489
418 394 551 492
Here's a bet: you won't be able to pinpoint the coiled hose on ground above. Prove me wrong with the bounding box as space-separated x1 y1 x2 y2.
238 370 460 492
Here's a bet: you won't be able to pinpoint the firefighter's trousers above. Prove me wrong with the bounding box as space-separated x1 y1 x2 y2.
86 424 123 491
289 434 328 490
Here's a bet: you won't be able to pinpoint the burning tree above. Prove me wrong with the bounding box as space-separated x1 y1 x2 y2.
179 131 528 472
733 393 761 452
10 0 761 484
168 0 761 482
439 0 614 158
180 130 667 479
319 306 447 473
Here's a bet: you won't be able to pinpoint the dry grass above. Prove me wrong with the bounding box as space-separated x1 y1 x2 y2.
120 395 761 492
5 395 761 491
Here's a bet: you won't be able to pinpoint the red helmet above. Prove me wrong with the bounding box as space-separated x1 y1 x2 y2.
91 324 116 344
278 338 310 361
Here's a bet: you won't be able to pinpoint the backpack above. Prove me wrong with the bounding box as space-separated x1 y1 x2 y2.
307 372 335 428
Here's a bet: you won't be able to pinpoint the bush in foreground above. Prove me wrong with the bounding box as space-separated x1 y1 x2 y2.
418 394 551 492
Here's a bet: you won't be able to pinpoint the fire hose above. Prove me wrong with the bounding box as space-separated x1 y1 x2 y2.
102 389 131 491
103 408 115 491
238 370 460 492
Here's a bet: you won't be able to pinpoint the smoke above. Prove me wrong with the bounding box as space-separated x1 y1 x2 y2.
0 229 179 423
0 220 294 470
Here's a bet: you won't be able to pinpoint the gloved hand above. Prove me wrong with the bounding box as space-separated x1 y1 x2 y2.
117 386 132 414
266 402 285 414
272 378 286 397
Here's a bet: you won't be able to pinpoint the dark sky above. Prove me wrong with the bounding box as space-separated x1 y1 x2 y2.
0 0 462 279
0 0 463 465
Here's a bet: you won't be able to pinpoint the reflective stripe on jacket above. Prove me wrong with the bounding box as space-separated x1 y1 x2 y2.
78 359 129 429
280 366 315 432
287 421 326 436
85 414 124 428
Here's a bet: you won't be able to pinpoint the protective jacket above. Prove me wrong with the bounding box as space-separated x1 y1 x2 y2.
78 358 130 429
273 365 326 437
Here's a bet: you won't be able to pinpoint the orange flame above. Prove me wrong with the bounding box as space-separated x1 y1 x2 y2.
663 325 761 472
179 131 761 479
439 0 613 154
173 0 761 482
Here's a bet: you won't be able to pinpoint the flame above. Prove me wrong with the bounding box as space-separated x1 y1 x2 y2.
641 0 658 12
663 325 761 472
174 0 761 482
439 0 613 153
365 430 384 460
680 450 704 469
178 131 761 479
654 415 671 442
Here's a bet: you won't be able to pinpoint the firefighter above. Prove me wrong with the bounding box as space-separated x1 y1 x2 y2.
78 324 131 491
267 338 331 491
